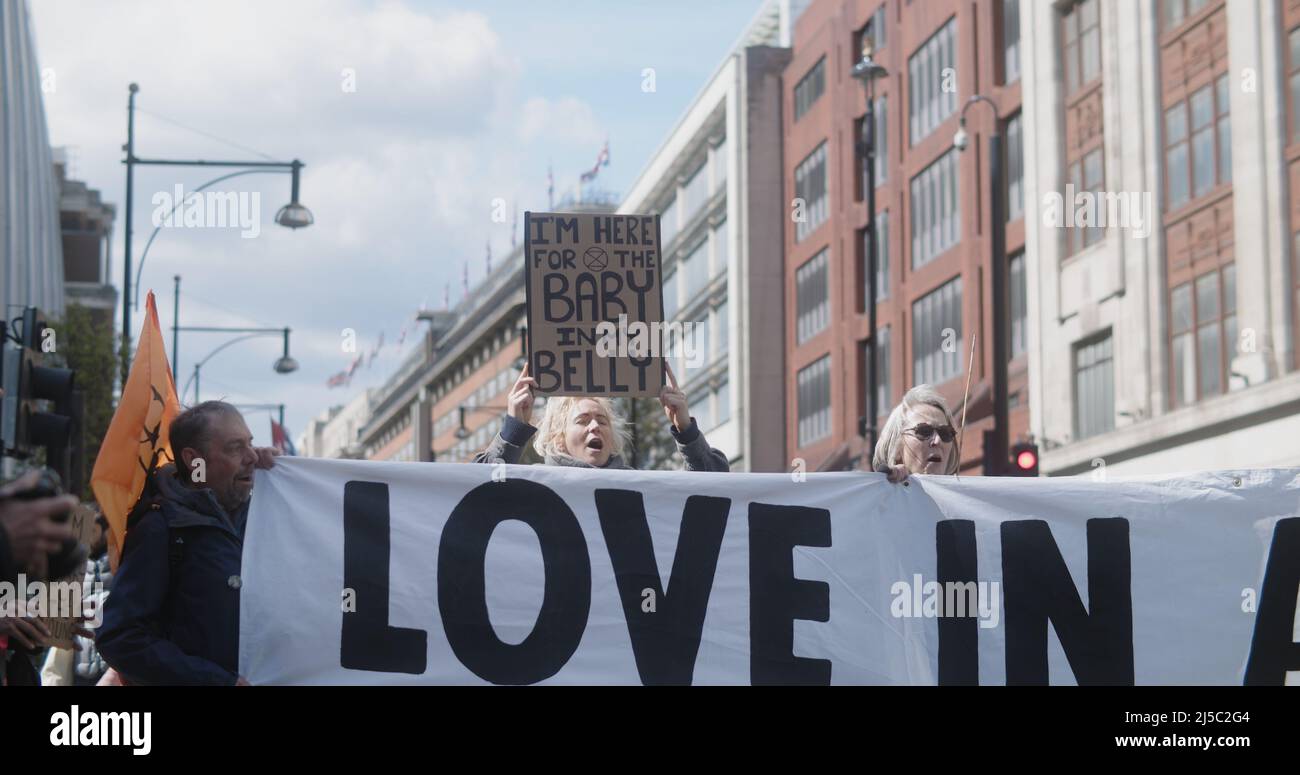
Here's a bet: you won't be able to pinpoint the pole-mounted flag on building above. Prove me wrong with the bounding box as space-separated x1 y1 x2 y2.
90 291 182 569
580 140 610 183
270 419 296 456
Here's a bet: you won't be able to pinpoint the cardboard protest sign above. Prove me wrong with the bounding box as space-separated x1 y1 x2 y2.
40 504 98 649
524 211 665 396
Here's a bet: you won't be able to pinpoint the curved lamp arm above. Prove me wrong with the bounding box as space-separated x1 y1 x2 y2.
179 331 277 402
134 168 289 310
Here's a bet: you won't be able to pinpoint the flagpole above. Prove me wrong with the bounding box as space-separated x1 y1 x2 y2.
172 274 181 378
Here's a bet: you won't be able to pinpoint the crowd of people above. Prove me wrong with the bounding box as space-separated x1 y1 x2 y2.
0 366 959 685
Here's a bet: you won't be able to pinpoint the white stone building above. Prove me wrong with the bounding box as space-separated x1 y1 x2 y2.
1021 0 1300 475
302 388 374 459
618 0 807 471
1 0 64 316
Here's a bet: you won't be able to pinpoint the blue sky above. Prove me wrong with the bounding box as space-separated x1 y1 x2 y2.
30 0 762 441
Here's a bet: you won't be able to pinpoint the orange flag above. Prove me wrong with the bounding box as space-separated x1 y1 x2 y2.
91 291 182 569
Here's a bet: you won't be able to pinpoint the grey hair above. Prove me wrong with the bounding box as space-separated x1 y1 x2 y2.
168 400 245 459
871 384 961 475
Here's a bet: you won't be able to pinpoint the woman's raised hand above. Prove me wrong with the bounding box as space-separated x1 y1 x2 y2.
508 363 538 425
659 363 690 432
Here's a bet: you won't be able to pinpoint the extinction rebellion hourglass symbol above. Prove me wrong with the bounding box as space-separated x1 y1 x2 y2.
583 247 609 270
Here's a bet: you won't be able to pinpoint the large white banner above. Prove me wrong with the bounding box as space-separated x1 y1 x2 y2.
238 459 1300 685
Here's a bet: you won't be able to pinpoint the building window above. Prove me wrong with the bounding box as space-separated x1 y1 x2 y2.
911 275 963 385
1062 0 1101 95
694 310 711 369
1009 251 1026 357
713 136 728 193
1062 0 1105 257
681 161 709 225
668 325 685 378
855 3 887 59
797 355 832 447
1162 0 1211 30
713 219 728 278
1165 102 1189 210
865 326 891 420
1003 0 1021 84
1170 264 1236 407
681 238 710 305
908 19 957 146
1289 27 1300 144
908 18 958 145
795 141 829 241
1074 332 1114 440
862 210 889 307
690 388 712 432
716 379 731 425
1165 74 1231 211
664 269 679 320
910 148 960 268
1067 147 1105 254
796 248 830 344
794 57 826 122
716 298 729 358
660 195 679 248
1005 113 1025 222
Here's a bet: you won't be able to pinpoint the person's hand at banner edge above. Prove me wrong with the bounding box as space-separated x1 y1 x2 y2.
659 363 691 433
0 472 78 576
882 464 910 483
507 363 538 425
253 446 281 470
0 615 51 651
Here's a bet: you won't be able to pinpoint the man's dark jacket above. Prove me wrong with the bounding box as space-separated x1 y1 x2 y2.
97 464 247 685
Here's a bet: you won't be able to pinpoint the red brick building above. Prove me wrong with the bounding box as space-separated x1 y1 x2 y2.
783 0 1029 472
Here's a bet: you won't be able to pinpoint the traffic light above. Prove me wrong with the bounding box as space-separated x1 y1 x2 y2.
1 308 76 472
1009 441 1039 477
981 430 1001 476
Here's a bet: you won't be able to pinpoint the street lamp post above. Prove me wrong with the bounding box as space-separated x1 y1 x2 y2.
455 405 510 441
120 82 313 383
852 39 889 463
176 326 298 403
953 95 1007 475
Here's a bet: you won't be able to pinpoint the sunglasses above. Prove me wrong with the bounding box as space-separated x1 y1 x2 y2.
905 423 956 443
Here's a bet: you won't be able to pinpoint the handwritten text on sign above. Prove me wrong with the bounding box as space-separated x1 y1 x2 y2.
524 212 664 396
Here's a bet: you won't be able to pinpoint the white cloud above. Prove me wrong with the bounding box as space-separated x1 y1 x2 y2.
29 0 611 435
517 96 606 146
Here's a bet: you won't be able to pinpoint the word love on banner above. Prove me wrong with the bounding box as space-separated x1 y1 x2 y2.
239 459 1300 686
524 211 664 396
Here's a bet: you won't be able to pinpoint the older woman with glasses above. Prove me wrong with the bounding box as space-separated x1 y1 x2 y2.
872 384 961 482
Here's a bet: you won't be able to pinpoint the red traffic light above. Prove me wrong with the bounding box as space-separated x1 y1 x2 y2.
1009 441 1039 476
